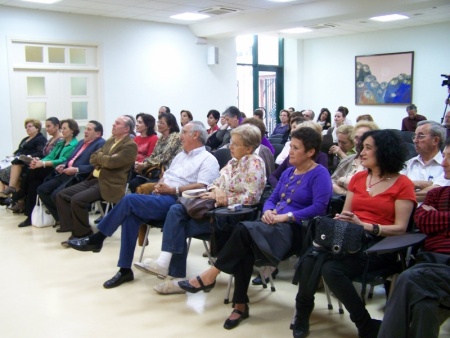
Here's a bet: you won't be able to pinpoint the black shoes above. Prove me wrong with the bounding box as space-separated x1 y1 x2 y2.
252 268 279 285
68 235 103 253
56 228 71 233
94 216 103 224
103 271 134 289
293 319 310 338
0 197 11 206
18 218 32 227
61 232 93 248
178 275 216 293
358 319 382 338
223 304 249 330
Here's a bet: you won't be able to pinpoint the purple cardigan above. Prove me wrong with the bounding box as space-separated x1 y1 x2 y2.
261 137 275 154
268 152 328 188
263 165 332 221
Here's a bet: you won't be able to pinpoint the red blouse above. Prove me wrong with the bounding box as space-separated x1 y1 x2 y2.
134 134 158 162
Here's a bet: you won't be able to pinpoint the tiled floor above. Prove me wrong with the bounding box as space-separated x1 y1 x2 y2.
1 207 449 338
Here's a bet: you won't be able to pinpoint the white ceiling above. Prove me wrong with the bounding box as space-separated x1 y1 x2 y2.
1 0 450 39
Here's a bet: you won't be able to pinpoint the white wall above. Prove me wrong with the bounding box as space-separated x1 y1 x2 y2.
0 6 237 157
289 22 450 129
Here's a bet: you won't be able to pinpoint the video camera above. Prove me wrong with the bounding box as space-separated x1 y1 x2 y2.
442 74 450 88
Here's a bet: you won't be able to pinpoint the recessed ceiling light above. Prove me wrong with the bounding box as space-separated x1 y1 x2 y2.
170 12 210 21
21 0 61 3
370 14 409 22
280 27 313 34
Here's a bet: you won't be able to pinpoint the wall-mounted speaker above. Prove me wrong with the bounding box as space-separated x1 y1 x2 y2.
207 46 219 65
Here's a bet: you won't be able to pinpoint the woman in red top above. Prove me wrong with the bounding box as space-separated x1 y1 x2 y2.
293 129 416 338
134 113 158 163
206 109 220 135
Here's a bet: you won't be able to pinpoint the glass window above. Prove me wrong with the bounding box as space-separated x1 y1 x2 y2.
258 35 279 65
237 65 253 114
27 77 46 96
28 102 46 120
236 35 253 64
25 46 43 63
71 77 87 96
70 48 86 64
72 102 88 120
48 47 65 63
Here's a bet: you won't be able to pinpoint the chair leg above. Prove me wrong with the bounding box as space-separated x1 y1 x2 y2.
258 267 268 289
138 225 151 262
224 274 233 304
324 279 344 314
201 240 215 266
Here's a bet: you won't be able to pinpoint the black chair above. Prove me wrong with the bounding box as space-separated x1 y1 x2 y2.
213 147 232 169
405 143 417 160
272 144 285 163
269 134 284 139
268 137 283 145
400 130 415 144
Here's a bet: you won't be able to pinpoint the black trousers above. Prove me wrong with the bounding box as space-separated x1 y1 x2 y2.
214 223 255 304
378 263 450 338
37 174 75 221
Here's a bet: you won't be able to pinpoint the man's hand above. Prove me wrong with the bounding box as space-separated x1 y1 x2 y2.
63 167 78 176
153 183 173 195
55 165 65 174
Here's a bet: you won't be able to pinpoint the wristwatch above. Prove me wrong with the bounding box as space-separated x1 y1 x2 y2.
287 212 293 223
175 186 180 196
372 224 380 236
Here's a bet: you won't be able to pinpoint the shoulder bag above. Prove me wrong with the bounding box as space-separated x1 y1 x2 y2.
31 196 55 228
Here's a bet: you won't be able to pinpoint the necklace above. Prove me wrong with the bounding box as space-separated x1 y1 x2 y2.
366 174 390 192
276 163 315 211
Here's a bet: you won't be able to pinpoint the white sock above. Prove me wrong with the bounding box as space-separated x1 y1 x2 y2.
156 251 172 269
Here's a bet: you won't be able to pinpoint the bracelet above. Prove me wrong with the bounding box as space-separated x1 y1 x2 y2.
43 161 46 168
175 186 179 196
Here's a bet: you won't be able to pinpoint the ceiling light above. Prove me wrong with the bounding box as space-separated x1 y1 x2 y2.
170 12 210 21
267 0 296 2
21 0 61 3
370 14 409 22
280 27 313 34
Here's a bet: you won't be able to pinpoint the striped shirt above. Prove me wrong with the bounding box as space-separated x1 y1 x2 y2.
415 186 450 254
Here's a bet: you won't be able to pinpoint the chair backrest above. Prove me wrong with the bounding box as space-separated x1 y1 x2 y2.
213 147 232 170
269 133 284 139
405 143 417 161
400 130 414 144
272 144 285 161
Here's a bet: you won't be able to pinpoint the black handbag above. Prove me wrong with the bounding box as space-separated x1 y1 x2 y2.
313 216 368 257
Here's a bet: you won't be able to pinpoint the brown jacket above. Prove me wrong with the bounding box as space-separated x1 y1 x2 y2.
90 135 137 203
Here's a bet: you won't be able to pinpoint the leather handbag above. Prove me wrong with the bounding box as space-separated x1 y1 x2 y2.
142 164 164 180
313 216 368 257
31 196 55 228
178 196 216 220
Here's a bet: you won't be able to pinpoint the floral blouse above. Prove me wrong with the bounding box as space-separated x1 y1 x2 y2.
43 136 64 156
210 154 266 206
143 132 182 170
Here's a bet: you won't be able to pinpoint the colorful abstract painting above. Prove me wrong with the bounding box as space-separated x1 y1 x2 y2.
355 52 414 105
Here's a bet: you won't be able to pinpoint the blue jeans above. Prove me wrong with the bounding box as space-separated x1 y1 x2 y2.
97 193 178 268
161 204 211 278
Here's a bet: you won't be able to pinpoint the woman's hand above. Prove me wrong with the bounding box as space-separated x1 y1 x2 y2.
210 188 227 207
134 162 145 173
329 145 345 158
334 211 363 226
262 209 278 225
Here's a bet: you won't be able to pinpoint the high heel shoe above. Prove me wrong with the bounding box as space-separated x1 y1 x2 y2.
223 304 249 330
8 200 24 214
178 275 216 293
0 186 16 198
252 268 279 285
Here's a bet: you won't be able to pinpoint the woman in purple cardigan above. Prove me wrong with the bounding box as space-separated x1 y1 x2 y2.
179 127 333 330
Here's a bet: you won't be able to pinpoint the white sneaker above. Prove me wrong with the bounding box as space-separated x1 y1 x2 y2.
153 278 186 295
133 258 168 279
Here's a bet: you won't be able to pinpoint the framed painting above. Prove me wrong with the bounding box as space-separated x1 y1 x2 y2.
355 51 414 105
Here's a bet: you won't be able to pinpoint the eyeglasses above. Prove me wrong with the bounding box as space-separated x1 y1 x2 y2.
412 133 430 141
229 141 243 148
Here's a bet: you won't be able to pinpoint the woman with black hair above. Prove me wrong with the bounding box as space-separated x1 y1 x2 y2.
131 112 182 192
293 129 416 338
134 113 158 163
180 110 193 127
316 108 332 131
206 109 220 135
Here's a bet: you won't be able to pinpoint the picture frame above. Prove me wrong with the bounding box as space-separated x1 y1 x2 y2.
355 51 414 105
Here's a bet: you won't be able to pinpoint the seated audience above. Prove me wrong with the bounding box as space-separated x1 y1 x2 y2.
401 104 426 132
378 137 450 338
275 116 305 165
206 109 220 135
14 119 79 227
331 121 379 196
338 105 352 125
293 129 415 338
55 116 137 240
134 113 158 163
67 122 219 289
302 110 314 121
327 109 346 143
0 119 48 199
37 121 105 225
253 108 265 121
328 125 355 159
400 120 449 203
316 108 331 131
134 124 266 294
240 118 275 179
356 114 374 122
179 127 332 330
271 109 290 137
215 106 241 149
131 112 182 192
180 110 193 127
269 121 327 188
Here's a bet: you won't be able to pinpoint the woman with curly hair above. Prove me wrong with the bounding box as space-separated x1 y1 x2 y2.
293 129 416 338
